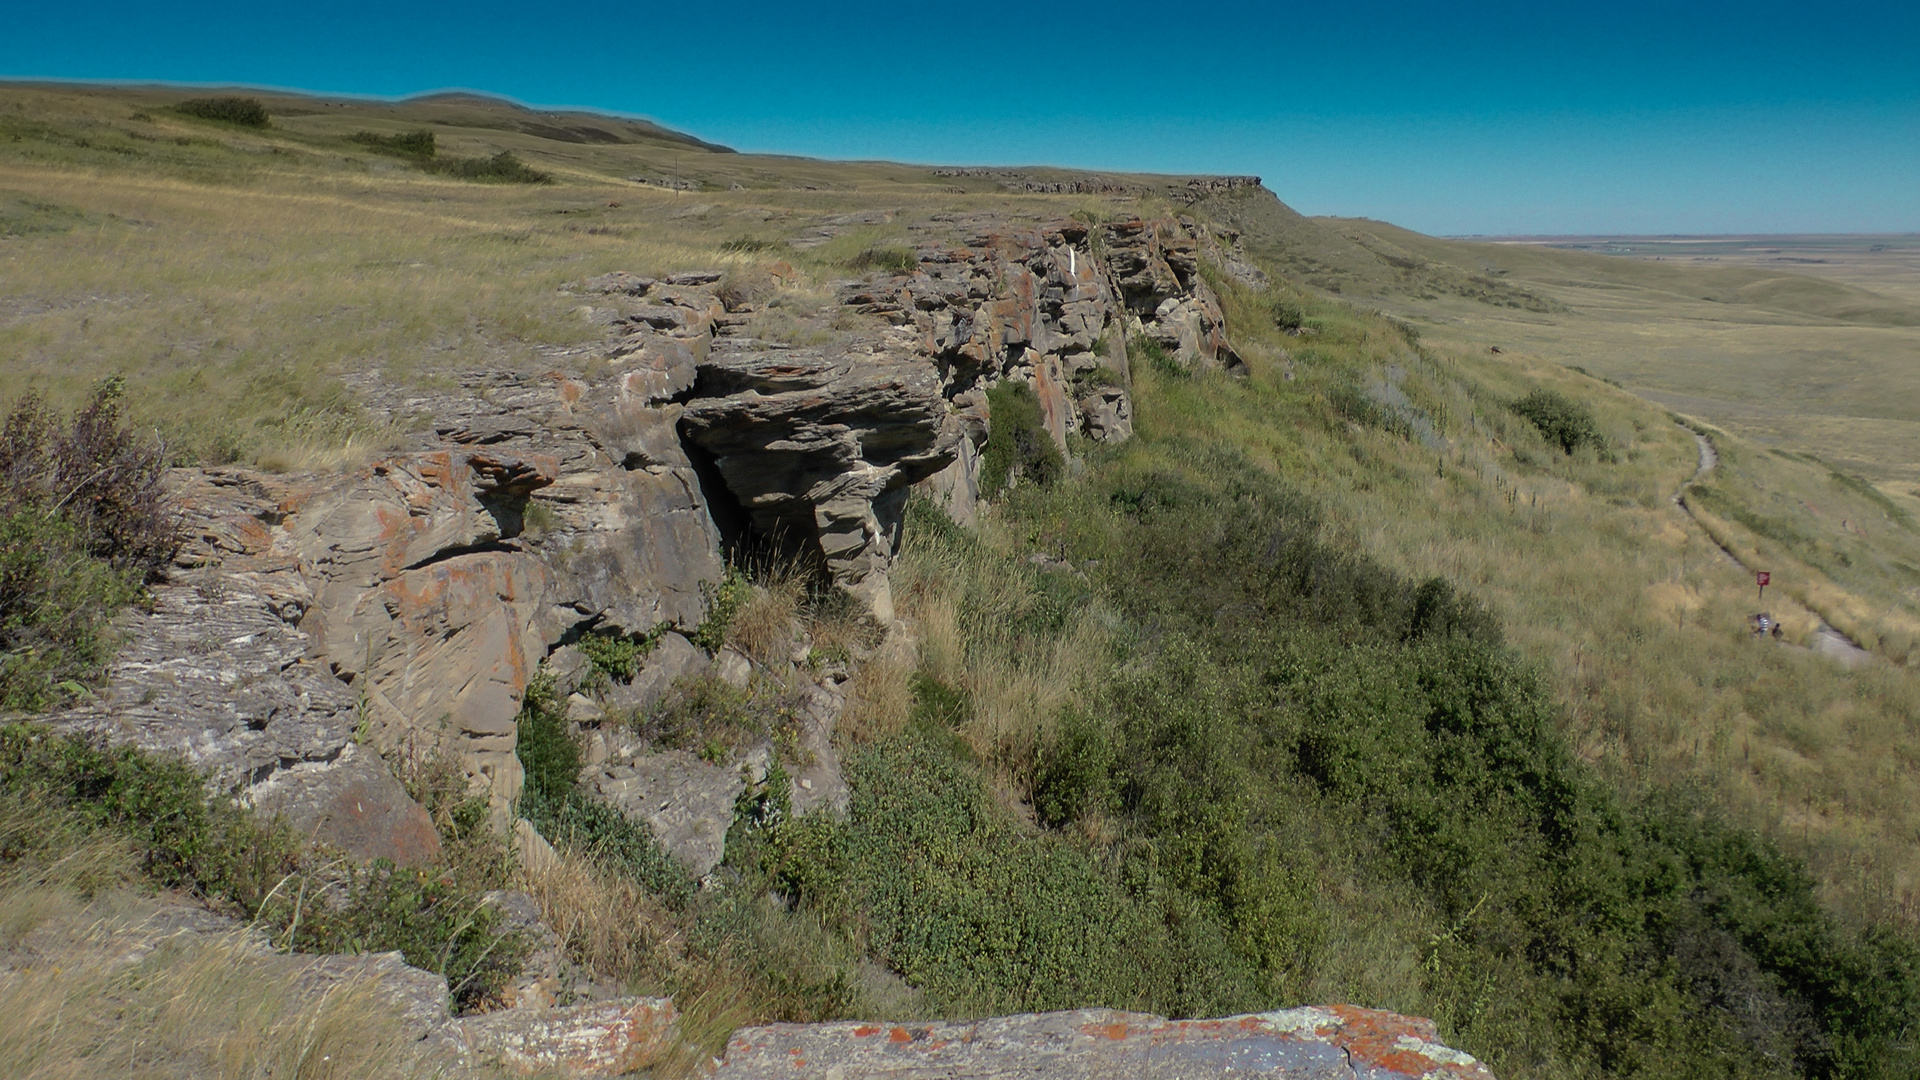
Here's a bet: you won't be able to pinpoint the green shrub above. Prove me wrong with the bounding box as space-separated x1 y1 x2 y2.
1 724 531 1013
691 567 751 652
1510 387 1603 455
1270 298 1306 331
0 723 297 906
271 861 526 1012
0 512 144 709
1070 365 1126 394
980 380 1063 496
645 674 769 755
575 626 663 685
348 129 434 158
422 150 552 184
172 96 270 127
762 729 1260 1019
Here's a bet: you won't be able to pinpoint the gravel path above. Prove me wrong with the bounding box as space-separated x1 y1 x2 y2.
1671 423 1874 668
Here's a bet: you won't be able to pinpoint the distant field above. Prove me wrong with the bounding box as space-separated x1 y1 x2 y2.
1322 221 1920 493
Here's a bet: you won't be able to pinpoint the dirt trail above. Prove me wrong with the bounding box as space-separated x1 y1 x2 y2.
1670 423 1874 668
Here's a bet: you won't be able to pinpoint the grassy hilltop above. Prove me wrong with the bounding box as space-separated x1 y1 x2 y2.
5 84 1920 1079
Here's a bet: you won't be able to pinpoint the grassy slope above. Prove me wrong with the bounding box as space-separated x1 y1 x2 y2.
8 82 1920 1074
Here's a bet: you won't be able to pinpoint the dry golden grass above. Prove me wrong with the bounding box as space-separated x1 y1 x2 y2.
516 847 678 989
0 881 469 1080
891 519 1110 779
835 646 914 743
726 577 806 671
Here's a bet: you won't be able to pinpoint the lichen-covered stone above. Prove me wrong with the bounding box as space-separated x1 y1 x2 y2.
714 1005 1497 1079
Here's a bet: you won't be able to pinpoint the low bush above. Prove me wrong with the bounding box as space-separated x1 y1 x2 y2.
271 860 526 1012
1270 298 1306 331
515 674 692 906
979 380 1063 496
1129 334 1183 377
0 723 296 907
0 723 531 1014
575 626 663 685
348 129 435 158
691 567 752 652
1511 387 1603 455
422 150 552 184
172 96 269 127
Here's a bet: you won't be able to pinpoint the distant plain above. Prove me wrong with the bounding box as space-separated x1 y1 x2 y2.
1327 224 1920 492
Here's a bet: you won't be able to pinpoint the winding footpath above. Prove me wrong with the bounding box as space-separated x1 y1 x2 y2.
1671 423 1873 668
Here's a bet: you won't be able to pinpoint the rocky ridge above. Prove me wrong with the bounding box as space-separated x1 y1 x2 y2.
29 208 1499 1078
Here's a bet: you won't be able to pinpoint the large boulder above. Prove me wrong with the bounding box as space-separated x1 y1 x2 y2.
250 742 443 867
581 750 745 878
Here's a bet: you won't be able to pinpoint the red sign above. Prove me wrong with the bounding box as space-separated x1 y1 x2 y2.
1756 571 1771 587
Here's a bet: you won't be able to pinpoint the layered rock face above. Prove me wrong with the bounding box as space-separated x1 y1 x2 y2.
42 211 1257 849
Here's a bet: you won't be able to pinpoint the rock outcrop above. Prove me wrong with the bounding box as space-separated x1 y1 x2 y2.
42 207 1247 848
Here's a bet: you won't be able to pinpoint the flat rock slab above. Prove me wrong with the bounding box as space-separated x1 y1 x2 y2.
457 998 679 1077
715 1005 1496 1080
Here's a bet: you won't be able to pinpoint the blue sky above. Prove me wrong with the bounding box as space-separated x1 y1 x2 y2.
5 1 1916 235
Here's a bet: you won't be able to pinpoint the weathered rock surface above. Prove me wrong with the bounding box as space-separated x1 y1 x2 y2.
715 1005 1496 1080
291 449 561 821
43 469 357 786
458 997 681 1077
250 742 444 867
582 749 746 877
680 342 958 618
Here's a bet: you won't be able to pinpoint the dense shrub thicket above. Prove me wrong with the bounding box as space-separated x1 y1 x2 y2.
980 380 1063 495
172 96 270 127
423 150 551 184
349 129 435 158
732 452 1919 1079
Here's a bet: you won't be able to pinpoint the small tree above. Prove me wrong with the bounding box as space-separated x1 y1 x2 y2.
1510 388 1602 456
